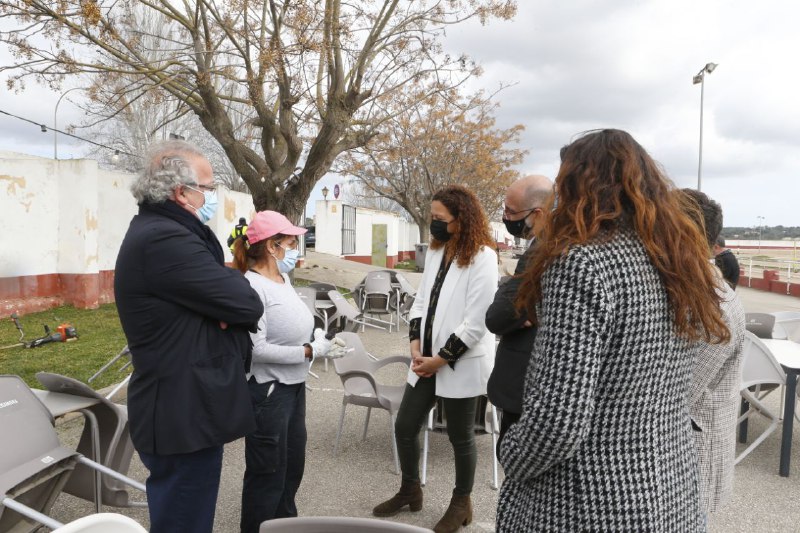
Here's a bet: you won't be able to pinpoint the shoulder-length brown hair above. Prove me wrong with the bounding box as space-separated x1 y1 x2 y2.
518 129 729 343
430 185 495 268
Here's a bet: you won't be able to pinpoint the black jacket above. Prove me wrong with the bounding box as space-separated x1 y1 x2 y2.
114 202 263 455
485 245 537 414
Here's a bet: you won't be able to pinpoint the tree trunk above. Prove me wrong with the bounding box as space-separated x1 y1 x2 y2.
413 213 430 243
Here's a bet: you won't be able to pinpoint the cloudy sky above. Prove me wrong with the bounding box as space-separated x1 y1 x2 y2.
2 0 798 227
436 0 800 227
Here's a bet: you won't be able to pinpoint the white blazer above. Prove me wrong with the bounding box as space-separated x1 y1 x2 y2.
408 245 498 398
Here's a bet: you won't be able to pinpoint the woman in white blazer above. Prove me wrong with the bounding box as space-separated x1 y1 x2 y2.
372 185 498 533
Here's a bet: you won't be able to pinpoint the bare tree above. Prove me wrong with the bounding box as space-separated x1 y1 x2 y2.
338 88 526 240
0 0 517 220
340 178 409 219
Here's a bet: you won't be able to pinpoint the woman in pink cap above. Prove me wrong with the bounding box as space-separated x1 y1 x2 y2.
231 210 331 532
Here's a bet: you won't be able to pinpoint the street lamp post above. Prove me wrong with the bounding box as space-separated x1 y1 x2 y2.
54 87 82 160
692 62 718 191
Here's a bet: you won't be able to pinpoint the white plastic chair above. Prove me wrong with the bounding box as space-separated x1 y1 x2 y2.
332 333 409 474
52 513 147 532
736 332 787 464
35 372 146 511
0 375 145 532
295 287 326 330
772 311 800 342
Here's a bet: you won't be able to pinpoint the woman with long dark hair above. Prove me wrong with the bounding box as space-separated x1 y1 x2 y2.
372 185 498 533
496 129 729 531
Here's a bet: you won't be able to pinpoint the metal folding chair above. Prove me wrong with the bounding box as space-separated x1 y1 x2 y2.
327 290 388 334
35 372 145 511
0 375 145 532
87 344 132 402
360 272 396 332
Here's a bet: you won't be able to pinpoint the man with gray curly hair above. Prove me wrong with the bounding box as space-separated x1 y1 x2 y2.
115 140 263 533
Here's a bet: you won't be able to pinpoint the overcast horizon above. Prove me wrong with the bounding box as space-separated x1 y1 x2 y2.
1 1 797 227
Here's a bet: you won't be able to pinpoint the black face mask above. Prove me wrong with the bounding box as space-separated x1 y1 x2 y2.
430 219 452 242
502 216 532 239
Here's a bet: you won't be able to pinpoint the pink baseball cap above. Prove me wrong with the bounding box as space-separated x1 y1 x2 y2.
246 211 307 244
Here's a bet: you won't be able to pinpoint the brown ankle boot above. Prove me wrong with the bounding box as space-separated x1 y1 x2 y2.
372 480 423 517
433 492 472 533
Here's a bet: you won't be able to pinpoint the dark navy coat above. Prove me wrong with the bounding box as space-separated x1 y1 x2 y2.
115 202 263 455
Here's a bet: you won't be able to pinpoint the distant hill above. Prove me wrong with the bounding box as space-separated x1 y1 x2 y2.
722 226 800 240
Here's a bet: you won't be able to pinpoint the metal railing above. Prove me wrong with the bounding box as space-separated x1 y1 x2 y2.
741 254 800 294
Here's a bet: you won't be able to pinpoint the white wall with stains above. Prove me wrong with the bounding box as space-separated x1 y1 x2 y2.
0 152 256 279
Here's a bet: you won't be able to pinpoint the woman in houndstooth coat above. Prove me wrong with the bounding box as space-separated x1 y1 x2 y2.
496 129 731 532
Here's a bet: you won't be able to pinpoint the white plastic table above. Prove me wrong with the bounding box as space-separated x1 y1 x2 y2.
762 339 800 476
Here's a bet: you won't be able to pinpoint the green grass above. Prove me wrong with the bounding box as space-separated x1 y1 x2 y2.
393 260 417 271
0 281 353 391
0 304 127 390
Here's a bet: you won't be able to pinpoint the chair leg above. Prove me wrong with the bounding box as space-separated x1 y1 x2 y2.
735 392 781 464
490 405 499 490
421 408 433 486
334 402 347 456
738 398 749 443
363 407 372 440
390 412 400 475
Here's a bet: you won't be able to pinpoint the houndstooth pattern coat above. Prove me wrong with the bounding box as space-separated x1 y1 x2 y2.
496 230 704 532
689 275 746 514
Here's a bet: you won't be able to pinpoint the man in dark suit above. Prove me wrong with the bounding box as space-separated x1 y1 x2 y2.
486 174 552 446
115 140 263 533
713 236 740 289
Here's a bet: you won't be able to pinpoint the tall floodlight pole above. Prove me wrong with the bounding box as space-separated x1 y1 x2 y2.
692 62 718 191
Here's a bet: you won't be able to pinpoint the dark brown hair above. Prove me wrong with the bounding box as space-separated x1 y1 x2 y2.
430 185 495 267
518 129 729 343
680 188 723 249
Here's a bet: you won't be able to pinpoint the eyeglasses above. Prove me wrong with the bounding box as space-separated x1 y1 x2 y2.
186 182 218 194
503 205 541 217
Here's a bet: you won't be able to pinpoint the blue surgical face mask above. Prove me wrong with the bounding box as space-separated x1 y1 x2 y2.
187 186 218 224
278 248 299 273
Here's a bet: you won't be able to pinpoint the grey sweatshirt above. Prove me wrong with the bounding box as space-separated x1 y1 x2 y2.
244 271 314 385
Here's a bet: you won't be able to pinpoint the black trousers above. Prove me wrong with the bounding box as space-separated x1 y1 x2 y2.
240 380 307 533
394 377 478 495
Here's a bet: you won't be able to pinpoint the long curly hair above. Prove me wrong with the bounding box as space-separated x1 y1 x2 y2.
518 129 729 343
430 185 495 267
